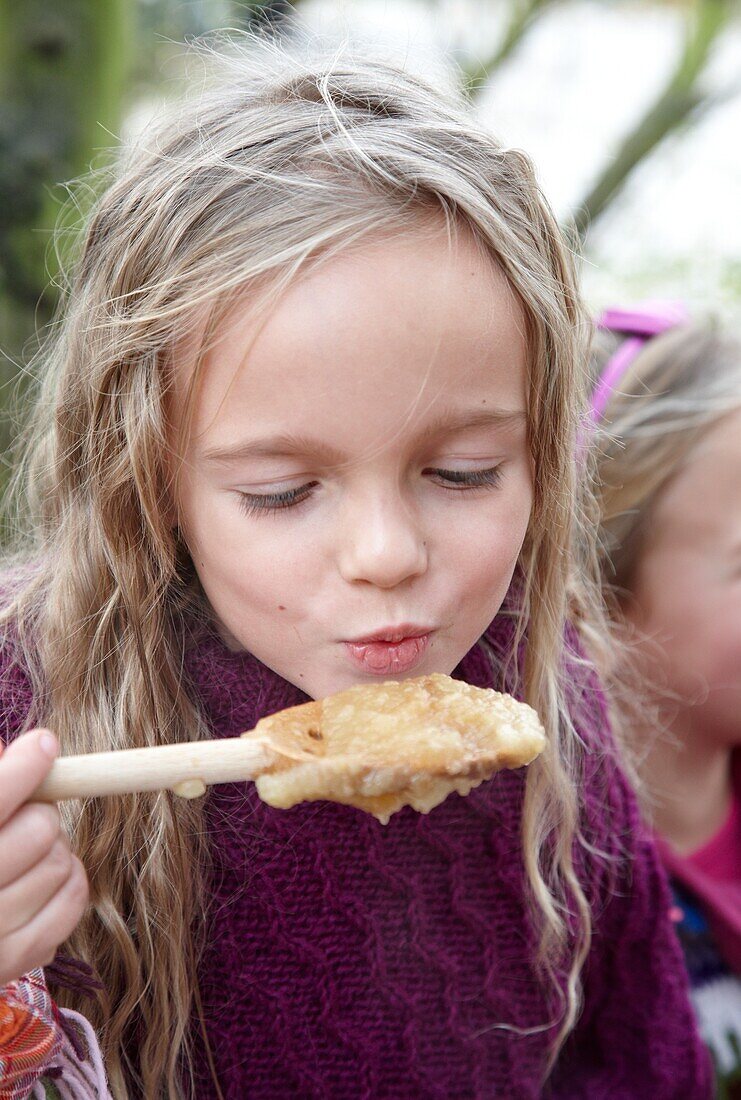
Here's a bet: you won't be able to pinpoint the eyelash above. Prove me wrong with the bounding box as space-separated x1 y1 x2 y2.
238 484 318 516
236 466 503 517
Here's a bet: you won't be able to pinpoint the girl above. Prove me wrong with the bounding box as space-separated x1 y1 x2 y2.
0 39 711 1099
589 304 741 1093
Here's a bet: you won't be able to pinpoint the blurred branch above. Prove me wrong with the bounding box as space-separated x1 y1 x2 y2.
573 0 735 240
230 1 297 30
460 0 559 98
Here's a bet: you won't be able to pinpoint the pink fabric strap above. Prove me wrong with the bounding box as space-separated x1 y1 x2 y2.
591 301 689 422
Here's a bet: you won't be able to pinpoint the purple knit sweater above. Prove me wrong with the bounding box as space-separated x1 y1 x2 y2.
0 616 713 1099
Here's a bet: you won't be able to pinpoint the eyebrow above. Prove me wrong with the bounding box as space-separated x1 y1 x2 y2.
201 407 527 466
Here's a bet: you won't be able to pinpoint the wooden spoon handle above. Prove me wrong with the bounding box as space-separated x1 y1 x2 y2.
33 737 274 802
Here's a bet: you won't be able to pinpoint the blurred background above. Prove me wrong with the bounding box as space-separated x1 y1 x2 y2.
1 0 740 485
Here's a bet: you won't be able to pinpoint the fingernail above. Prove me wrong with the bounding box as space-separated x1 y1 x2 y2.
38 731 58 759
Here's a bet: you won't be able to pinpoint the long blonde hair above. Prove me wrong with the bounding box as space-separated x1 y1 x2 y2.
3 34 607 1097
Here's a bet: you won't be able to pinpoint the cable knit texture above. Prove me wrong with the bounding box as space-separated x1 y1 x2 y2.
0 612 713 1099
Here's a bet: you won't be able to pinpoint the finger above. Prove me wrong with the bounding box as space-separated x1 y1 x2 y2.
0 729 59 828
0 838 75 937
0 801 62 888
0 857 89 983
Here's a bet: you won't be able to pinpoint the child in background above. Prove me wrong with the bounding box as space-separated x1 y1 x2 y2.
589 304 741 1093
0 40 711 1099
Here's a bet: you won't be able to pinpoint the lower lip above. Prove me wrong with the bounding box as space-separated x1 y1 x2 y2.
344 633 431 676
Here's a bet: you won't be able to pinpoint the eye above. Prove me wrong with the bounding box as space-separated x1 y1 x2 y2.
426 466 503 490
237 482 318 516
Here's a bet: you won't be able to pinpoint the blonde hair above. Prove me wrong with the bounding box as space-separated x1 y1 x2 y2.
3 34 608 1097
589 319 741 600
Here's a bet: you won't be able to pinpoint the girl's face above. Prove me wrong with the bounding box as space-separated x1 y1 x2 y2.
174 225 533 699
626 408 741 746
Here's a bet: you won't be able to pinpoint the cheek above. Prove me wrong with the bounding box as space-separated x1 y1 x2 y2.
483 476 533 563
634 553 741 688
456 521 524 584
181 486 317 614
438 488 531 597
705 589 741 683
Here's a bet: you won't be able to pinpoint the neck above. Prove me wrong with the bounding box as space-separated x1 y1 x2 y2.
638 708 734 856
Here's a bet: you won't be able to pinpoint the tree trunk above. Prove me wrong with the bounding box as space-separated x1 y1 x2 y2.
460 0 558 97
573 0 733 240
0 0 132 318
0 0 132 502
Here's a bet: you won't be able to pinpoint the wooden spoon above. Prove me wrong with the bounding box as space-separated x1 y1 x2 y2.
33 674 545 823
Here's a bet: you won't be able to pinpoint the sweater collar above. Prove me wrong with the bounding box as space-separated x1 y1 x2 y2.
182 624 310 738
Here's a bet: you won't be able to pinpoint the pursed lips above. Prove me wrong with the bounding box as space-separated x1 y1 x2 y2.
343 626 433 675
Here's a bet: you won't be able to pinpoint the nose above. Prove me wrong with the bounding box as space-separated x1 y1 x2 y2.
336 486 428 589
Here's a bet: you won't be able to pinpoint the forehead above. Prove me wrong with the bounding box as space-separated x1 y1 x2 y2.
174 225 528 455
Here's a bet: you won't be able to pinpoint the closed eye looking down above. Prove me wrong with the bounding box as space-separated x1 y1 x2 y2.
236 465 505 516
